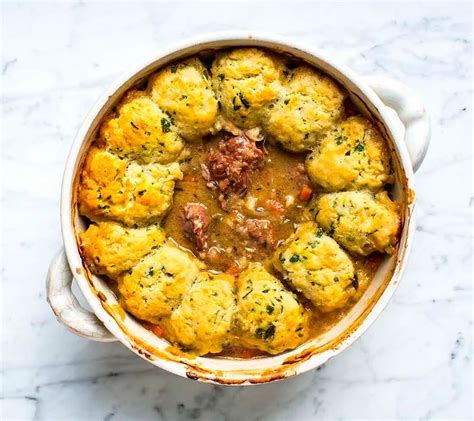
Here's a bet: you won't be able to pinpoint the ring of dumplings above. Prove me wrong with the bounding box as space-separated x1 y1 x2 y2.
77 48 401 356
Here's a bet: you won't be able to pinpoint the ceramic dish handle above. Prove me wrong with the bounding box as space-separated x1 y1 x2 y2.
363 75 430 172
47 249 117 342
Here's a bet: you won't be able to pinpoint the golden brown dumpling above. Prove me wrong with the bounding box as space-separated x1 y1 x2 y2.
315 190 401 255
149 58 219 140
265 66 345 152
79 221 165 278
211 48 286 129
166 272 236 355
117 243 204 323
235 263 309 354
273 222 356 312
78 147 182 226
305 116 392 191
99 92 184 164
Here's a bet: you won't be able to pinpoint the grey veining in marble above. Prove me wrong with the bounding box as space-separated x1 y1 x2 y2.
1 1 472 420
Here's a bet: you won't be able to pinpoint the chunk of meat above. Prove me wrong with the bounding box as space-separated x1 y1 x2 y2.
141 321 165 337
224 210 276 250
182 203 211 251
245 218 276 248
202 134 265 208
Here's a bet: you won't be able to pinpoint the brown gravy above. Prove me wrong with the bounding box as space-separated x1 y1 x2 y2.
165 135 310 271
162 133 382 358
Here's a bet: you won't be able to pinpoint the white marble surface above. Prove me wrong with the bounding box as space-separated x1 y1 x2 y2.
1 1 472 420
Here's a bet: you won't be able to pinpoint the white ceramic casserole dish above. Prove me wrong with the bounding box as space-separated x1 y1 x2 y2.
46 32 430 385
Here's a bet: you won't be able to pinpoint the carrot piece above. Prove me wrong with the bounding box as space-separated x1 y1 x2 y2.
182 175 197 183
141 321 165 337
265 199 285 213
299 184 313 201
239 348 259 359
225 262 241 277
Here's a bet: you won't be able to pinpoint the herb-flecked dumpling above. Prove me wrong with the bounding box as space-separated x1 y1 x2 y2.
117 243 204 323
78 147 183 226
305 116 392 191
265 66 345 152
235 263 309 354
273 222 356 312
99 91 184 164
315 190 401 255
166 272 236 355
79 221 165 278
211 48 286 129
150 58 219 140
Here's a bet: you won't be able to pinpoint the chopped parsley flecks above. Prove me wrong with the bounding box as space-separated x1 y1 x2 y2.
256 324 276 340
232 96 241 111
146 267 154 277
161 118 172 133
238 92 250 109
289 254 301 263
233 92 250 110
354 143 365 152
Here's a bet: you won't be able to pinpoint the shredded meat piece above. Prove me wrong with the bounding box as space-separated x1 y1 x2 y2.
203 134 265 208
182 203 211 251
243 218 276 249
